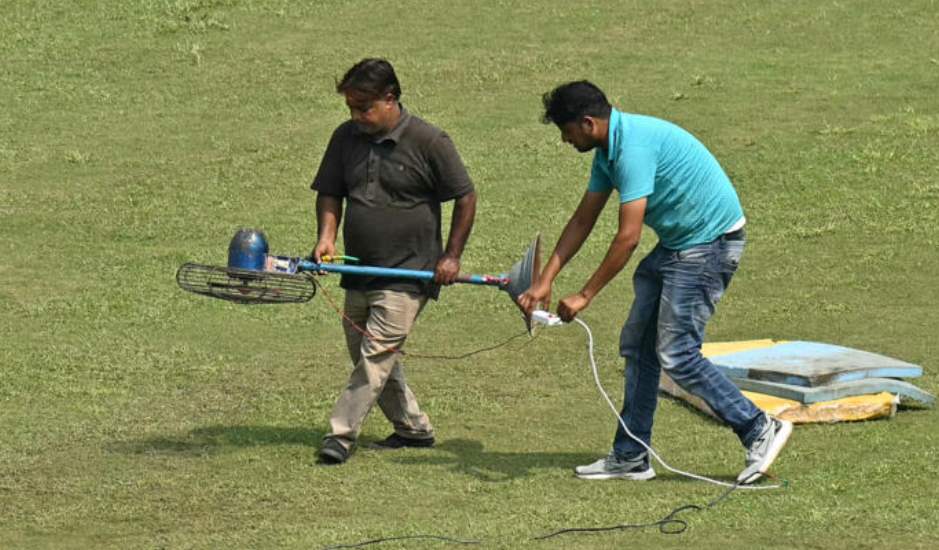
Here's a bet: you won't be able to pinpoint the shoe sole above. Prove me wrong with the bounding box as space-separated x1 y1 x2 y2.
573 464 598 475
367 442 435 450
574 458 644 475
575 468 656 481
317 448 348 465
739 419 793 484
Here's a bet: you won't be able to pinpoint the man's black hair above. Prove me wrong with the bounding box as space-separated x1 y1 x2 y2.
541 80 612 125
336 58 402 100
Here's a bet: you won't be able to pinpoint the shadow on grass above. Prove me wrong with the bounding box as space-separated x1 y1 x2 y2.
386 438 600 482
110 425 323 457
387 438 743 484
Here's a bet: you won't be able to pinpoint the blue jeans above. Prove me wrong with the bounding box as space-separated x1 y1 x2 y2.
612 231 765 459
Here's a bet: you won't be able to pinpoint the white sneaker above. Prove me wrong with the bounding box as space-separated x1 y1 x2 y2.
574 452 656 481
737 416 792 484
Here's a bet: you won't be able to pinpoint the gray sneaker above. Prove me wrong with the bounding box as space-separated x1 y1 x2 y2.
574 451 656 481
737 415 792 484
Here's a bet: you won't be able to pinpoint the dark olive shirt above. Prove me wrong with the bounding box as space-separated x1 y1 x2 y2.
311 107 474 298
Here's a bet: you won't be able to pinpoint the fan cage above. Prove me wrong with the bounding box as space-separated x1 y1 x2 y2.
176 263 316 304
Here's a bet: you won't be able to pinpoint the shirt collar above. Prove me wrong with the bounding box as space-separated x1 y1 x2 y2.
372 104 411 144
604 108 623 164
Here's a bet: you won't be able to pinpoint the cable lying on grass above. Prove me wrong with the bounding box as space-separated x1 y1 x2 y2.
321 314 788 550
564 315 785 491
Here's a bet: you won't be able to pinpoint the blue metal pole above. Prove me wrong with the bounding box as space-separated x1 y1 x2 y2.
296 259 507 287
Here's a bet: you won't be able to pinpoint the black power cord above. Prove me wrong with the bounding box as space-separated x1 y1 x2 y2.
312 277 536 360
322 534 481 550
314 294 785 549
534 482 740 540
321 483 748 549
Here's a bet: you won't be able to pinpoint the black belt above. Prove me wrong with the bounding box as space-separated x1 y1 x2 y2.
722 227 746 241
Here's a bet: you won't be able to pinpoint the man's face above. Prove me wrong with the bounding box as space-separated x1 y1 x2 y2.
344 90 397 135
558 118 599 152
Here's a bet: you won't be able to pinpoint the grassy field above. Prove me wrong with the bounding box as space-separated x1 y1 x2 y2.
2 0 938 548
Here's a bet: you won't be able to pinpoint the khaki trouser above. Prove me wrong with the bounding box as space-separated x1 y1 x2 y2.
325 289 434 450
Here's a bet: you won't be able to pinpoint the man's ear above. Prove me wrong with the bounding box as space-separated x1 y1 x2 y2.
581 116 597 135
382 93 398 109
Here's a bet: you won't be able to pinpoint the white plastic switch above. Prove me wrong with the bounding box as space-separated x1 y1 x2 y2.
531 310 564 326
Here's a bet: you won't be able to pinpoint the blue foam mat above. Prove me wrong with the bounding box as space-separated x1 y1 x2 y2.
712 341 922 387
731 377 935 407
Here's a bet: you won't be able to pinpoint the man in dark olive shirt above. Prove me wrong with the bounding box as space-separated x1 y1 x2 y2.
311 58 477 465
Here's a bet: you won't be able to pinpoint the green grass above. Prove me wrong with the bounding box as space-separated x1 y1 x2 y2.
2 0 938 548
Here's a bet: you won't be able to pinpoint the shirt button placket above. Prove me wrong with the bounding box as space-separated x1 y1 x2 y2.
366 147 378 201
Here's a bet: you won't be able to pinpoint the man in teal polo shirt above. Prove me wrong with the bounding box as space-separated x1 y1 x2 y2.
518 80 791 484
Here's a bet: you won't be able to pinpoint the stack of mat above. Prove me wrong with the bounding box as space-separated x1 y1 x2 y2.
660 340 935 424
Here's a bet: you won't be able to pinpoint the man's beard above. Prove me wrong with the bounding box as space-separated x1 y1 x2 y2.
356 122 379 134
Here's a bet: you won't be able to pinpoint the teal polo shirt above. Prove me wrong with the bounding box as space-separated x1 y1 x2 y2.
587 109 744 250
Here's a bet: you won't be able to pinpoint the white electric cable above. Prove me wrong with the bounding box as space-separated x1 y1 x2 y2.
538 312 780 490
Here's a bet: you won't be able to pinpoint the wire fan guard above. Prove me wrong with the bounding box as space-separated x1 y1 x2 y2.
176 263 316 304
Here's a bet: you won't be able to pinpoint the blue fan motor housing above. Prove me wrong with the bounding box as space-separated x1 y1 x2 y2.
227 229 269 271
